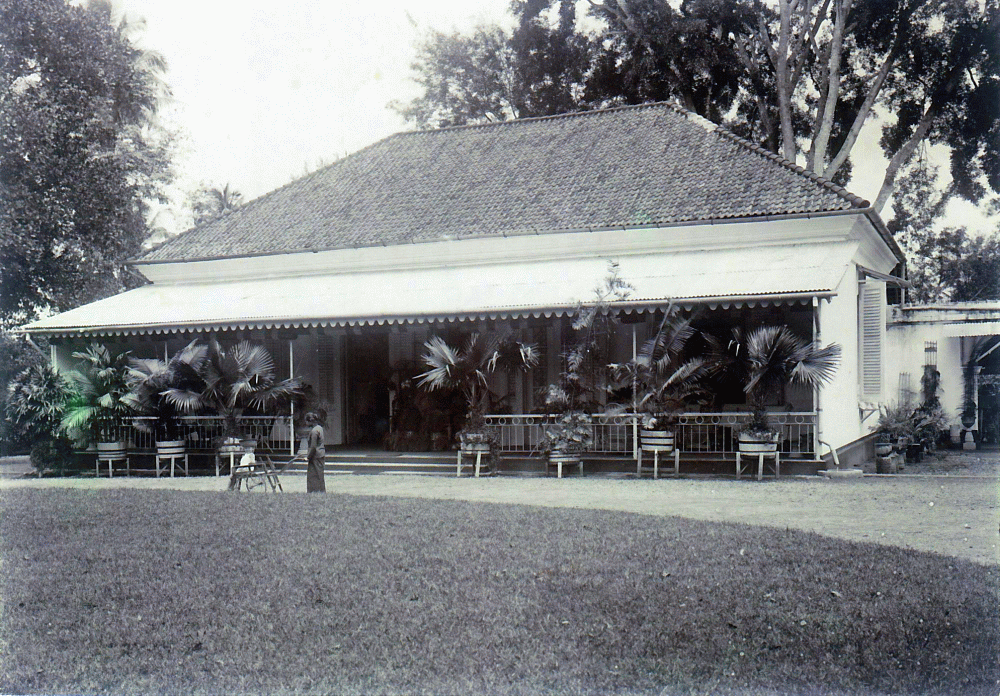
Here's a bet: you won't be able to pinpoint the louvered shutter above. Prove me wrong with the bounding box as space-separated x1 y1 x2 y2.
859 280 885 399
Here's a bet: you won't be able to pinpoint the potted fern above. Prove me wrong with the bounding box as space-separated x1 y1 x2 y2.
540 408 593 477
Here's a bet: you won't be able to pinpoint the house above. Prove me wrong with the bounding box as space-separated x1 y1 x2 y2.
886 302 1000 447
23 101 908 470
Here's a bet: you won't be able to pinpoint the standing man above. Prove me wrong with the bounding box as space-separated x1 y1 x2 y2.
305 411 326 493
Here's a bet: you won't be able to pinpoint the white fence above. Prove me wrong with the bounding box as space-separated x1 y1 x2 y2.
484 411 818 457
96 416 295 454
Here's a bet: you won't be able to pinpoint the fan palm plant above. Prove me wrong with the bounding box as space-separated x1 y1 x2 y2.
709 325 841 437
123 340 208 441
61 343 135 445
417 330 539 440
196 339 303 440
611 304 708 429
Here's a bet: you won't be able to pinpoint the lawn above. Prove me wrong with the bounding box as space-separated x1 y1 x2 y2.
0 488 997 696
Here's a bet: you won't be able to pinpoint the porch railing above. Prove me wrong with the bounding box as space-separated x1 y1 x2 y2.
484 411 818 457
94 416 295 454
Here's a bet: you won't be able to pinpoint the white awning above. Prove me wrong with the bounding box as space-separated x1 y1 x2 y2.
23 241 858 336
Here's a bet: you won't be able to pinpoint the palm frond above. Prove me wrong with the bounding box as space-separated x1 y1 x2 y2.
161 388 203 415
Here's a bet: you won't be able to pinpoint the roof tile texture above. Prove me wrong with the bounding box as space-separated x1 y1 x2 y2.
140 102 866 263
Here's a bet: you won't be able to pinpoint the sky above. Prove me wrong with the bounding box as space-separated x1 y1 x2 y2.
114 0 989 236
115 0 512 217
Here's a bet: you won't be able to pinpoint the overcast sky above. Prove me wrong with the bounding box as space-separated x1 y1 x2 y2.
114 0 989 235
115 0 511 205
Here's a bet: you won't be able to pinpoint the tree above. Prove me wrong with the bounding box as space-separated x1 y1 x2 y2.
1 331 52 454
891 166 1000 302
400 0 1000 214
188 182 244 227
395 0 594 127
0 0 174 329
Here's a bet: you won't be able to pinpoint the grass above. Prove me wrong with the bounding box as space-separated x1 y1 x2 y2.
0 488 997 696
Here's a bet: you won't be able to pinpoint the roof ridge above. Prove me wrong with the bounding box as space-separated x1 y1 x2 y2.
400 100 869 209
400 99 687 136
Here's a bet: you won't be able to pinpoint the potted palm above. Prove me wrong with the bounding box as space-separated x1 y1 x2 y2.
124 341 207 460
418 330 538 474
61 343 135 451
709 326 841 460
611 304 707 469
196 338 303 449
874 403 914 473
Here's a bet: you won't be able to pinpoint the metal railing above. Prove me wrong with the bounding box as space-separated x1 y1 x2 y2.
675 412 817 456
484 411 818 457
483 413 637 454
94 416 295 454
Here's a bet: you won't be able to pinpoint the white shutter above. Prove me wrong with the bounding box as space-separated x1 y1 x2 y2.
860 280 885 399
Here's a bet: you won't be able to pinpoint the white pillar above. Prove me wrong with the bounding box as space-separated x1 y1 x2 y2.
289 337 295 456
632 324 638 459
813 297 822 459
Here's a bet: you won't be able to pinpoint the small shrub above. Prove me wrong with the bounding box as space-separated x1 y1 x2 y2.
29 435 74 476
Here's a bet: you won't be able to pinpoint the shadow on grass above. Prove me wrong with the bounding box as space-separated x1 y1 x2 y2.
0 488 997 696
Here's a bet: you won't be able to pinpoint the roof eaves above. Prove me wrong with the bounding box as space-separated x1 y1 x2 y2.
130 208 872 266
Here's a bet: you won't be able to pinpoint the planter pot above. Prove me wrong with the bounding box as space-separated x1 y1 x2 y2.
219 436 242 454
906 443 923 463
97 441 127 456
875 442 893 457
155 439 188 478
548 449 583 479
738 432 778 455
640 429 675 452
96 441 128 478
155 439 186 456
876 454 899 474
961 413 977 430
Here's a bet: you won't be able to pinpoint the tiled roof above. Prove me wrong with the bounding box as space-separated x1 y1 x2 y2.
137 101 869 263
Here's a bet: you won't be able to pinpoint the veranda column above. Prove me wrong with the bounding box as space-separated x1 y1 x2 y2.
813 297 821 458
289 337 295 456
632 324 638 460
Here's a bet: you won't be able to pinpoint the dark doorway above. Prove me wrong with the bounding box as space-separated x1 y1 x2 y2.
345 332 391 446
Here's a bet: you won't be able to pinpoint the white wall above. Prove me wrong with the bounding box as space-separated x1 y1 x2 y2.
816 271 865 451
885 325 964 426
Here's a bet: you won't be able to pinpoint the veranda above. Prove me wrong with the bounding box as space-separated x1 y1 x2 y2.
64 299 825 473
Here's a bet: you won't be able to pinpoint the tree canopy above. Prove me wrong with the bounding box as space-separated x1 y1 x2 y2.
397 0 1000 218
0 0 174 328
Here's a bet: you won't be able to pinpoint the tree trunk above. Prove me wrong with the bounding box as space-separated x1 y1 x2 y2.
809 0 852 171
774 0 797 161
